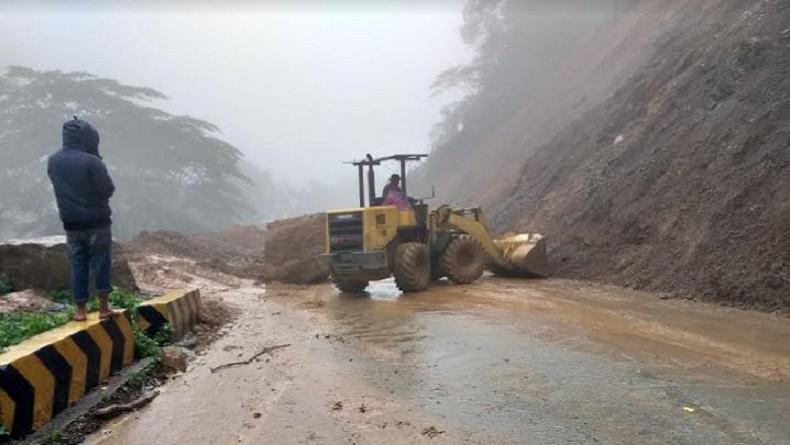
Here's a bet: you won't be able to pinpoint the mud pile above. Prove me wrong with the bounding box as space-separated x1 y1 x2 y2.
262 214 328 284
0 236 137 292
492 0 790 311
125 225 266 279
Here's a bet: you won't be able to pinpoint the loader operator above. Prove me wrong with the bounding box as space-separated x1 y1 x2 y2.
382 174 410 210
382 174 401 199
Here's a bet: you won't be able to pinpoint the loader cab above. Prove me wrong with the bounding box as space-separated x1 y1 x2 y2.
348 153 431 236
350 153 428 211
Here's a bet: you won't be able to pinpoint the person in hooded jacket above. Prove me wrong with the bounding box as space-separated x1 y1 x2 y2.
48 117 116 321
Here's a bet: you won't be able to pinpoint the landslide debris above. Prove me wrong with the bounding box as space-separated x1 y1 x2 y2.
493 0 790 312
125 225 266 280
262 214 329 284
0 236 137 292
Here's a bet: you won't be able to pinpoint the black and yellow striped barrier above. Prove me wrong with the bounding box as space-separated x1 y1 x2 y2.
0 312 134 438
137 289 200 341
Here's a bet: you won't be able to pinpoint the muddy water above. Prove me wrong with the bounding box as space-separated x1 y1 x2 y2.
316 278 790 444
91 277 790 445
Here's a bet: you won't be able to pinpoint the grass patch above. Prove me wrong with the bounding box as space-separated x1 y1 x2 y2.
50 289 143 313
0 290 158 357
133 323 173 359
0 309 75 352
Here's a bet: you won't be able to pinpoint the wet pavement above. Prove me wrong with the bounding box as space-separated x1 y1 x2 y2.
89 277 790 444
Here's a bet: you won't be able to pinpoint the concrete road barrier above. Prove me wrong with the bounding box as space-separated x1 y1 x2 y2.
137 289 200 341
0 312 134 438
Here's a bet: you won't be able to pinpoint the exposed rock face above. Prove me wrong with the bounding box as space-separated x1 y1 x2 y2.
262 214 329 284
0 236 137 292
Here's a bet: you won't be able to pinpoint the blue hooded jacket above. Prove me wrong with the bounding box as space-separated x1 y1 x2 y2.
47 118 115 231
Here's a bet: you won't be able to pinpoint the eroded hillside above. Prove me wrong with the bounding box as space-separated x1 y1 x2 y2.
420 0 789 311
493 0 790 311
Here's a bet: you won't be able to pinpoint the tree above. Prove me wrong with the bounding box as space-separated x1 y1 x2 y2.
429 0 633 156
0 66 251 240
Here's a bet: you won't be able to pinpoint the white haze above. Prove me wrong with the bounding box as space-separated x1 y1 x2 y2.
0 1 469 186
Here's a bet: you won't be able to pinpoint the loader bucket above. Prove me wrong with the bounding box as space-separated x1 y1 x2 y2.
490 233 549 278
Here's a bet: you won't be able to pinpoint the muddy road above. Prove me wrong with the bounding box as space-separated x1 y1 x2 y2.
89 276 790 445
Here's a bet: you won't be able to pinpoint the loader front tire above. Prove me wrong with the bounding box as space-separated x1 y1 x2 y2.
393 242 431 293
441 236 485 285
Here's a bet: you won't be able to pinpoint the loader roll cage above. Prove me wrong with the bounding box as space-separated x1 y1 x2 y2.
346 153 428 207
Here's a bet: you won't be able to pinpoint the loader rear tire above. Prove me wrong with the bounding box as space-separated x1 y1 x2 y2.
333 278 369 293
441 236 485 285
393 242 431 293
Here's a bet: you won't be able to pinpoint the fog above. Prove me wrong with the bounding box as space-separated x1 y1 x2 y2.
0 0 634 239
0 0 468 185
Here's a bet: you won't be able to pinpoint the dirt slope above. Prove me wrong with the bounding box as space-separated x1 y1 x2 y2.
493 0 790 311
413 1 687 207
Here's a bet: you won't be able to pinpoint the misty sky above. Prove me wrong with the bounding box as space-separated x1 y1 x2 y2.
1 1 469 185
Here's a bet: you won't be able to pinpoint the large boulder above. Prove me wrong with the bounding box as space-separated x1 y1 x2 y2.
263 214 329 284
0 236 137 292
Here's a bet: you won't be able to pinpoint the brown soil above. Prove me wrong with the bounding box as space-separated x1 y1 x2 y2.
262 213 329 284
491 0 790 312
193 297 240 351
124 225 266 280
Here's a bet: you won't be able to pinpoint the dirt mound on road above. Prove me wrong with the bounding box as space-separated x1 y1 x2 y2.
262 214 329 284
125 225 266 279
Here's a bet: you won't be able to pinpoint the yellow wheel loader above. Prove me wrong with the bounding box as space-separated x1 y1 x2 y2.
319 154 547 293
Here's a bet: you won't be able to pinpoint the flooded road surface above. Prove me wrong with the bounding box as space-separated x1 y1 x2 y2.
90 277 790 445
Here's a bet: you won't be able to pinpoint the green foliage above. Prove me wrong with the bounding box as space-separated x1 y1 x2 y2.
109 289 144 312
0 275 12 296
0 309 74 352
124 361 157 392
132 322 172 359
49 289 73 304
0 66 251 240
0 289 162 360
84 289 143 312
153 323 174 347
133 328 162 359
45 431 64 445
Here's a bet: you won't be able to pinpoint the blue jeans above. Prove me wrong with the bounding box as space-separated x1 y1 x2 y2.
66 226 113 305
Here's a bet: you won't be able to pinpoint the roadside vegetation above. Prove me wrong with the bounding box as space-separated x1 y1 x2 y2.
0 289 170 358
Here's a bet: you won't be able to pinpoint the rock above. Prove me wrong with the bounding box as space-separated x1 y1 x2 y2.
262 214 329 284
161 346 188 373
0 289 60 314
0 236 137 292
